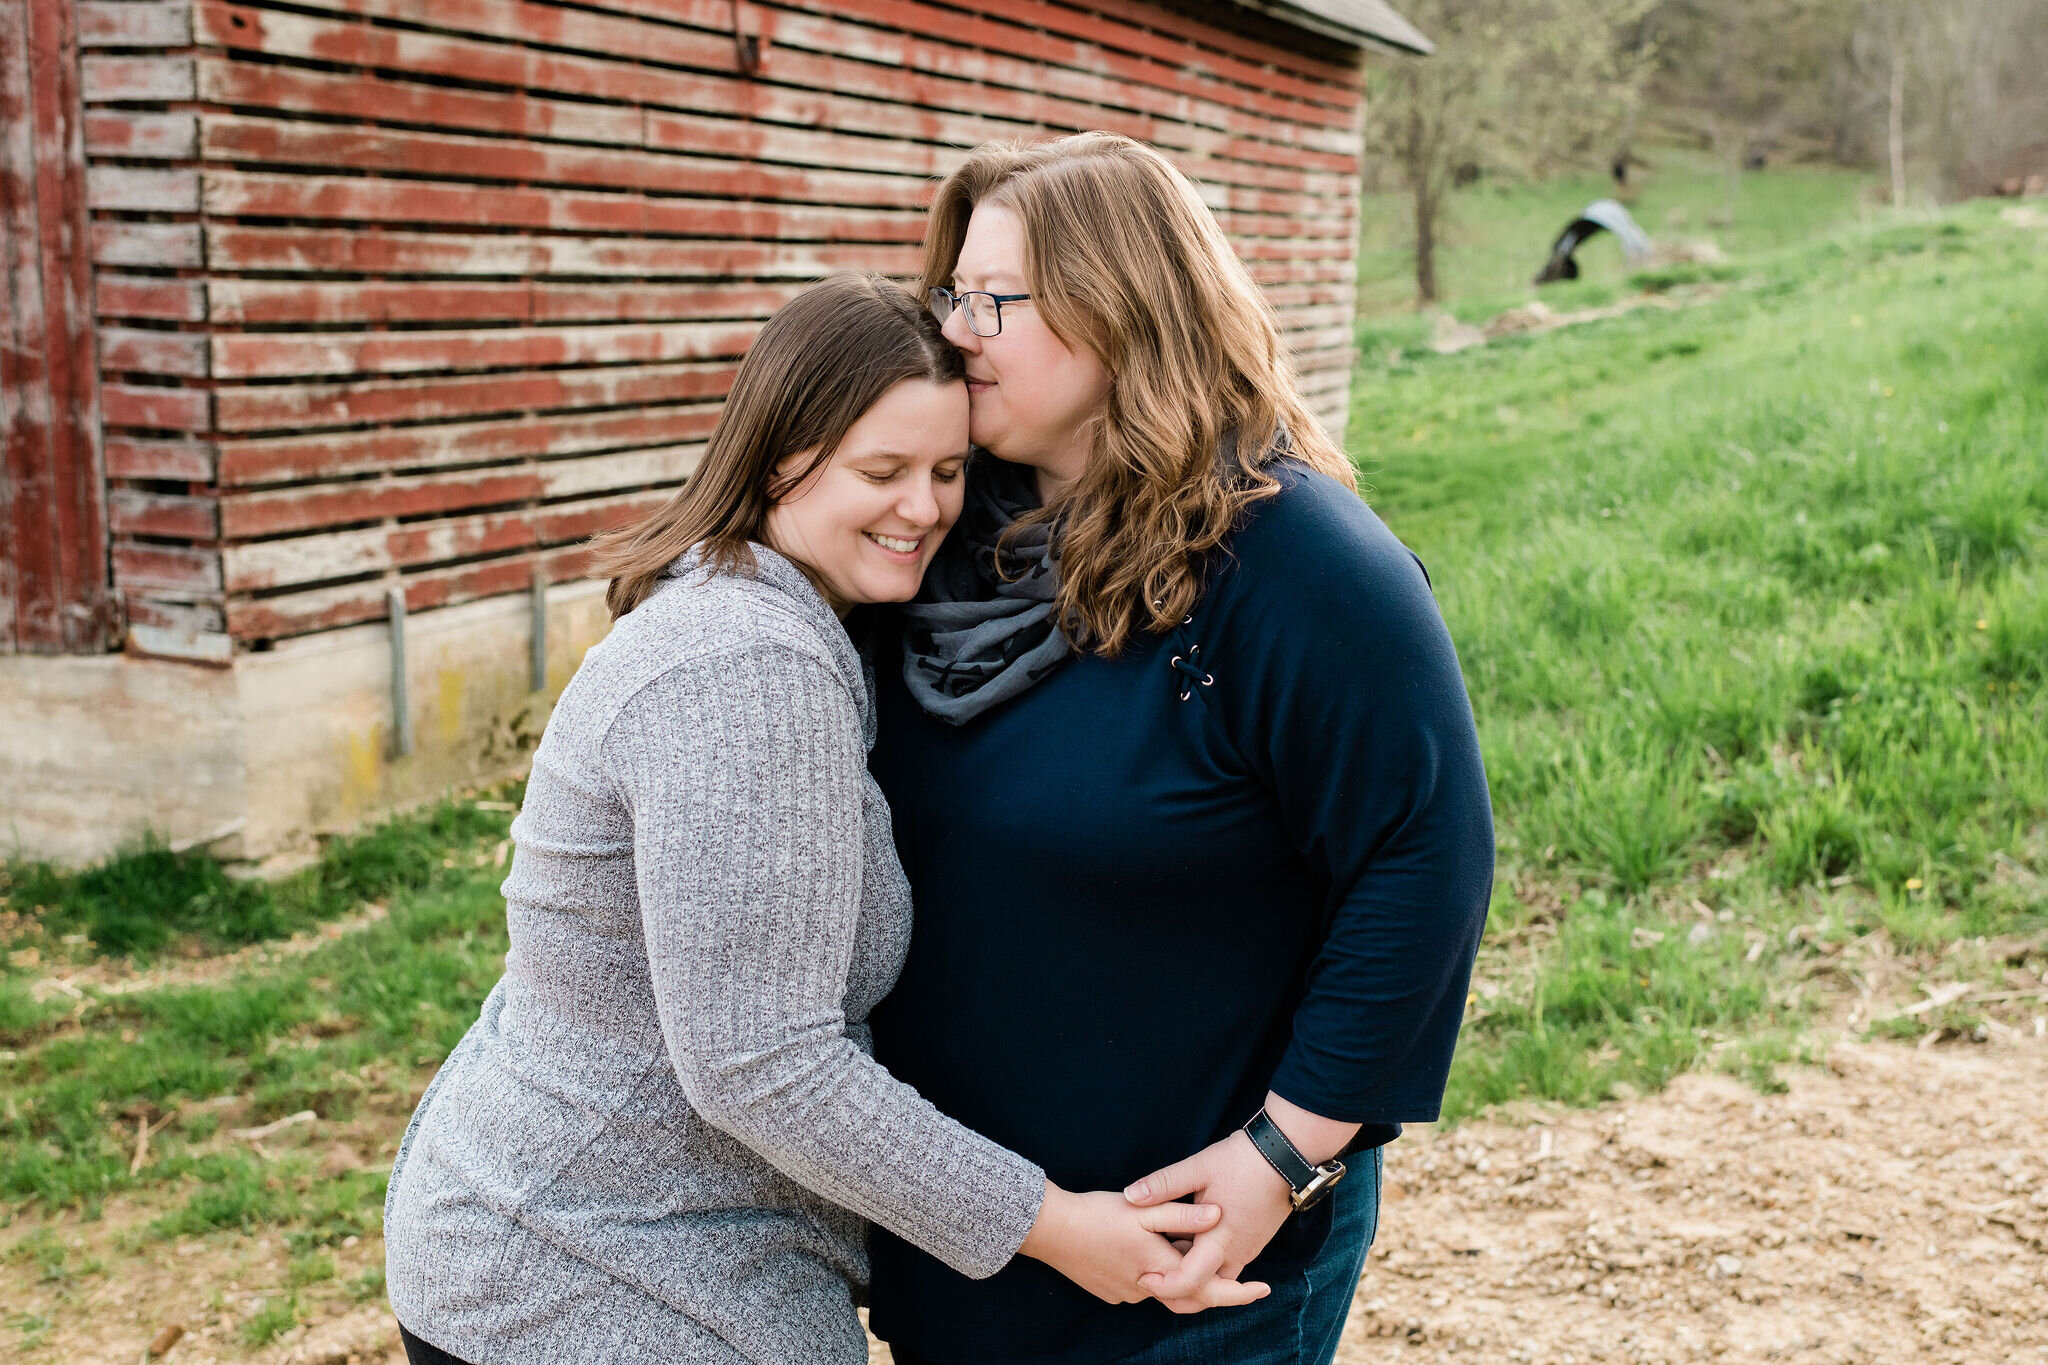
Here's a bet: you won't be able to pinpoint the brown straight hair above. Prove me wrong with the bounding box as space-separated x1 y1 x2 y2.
593 272 963 619
921 132 1356 657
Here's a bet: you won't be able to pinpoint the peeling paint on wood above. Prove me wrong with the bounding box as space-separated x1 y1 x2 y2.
110 488 220 539
80 53 194 101
100 326 210 376
220 444 703 538
48 0 1367 655
92 221 204 268
104 437 216 481
3 0 110 653
216 406 723 485
77 3 193 49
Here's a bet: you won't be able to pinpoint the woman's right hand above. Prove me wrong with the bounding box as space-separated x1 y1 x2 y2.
1017 1181 1271 1312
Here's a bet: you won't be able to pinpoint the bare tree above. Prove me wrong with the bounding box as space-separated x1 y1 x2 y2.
1371 0 1657 304
1645 0 1858 221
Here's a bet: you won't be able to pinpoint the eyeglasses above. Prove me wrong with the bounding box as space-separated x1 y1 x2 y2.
928 286 1031 338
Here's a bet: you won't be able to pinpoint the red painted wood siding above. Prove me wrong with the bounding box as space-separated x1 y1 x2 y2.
2 0 110 654
83 0 1364 654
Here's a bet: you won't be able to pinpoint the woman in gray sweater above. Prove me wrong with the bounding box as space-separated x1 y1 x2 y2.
382 274 1260 1365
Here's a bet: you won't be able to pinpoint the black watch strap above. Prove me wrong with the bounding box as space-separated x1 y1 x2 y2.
1242 1108 1346 1212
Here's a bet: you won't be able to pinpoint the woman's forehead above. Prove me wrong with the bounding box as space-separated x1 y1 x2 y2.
955 202 1025 284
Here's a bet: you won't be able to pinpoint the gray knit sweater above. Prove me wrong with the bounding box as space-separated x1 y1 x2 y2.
384 547 1047 1364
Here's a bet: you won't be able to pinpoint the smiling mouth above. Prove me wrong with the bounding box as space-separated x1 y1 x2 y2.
865 531 922 555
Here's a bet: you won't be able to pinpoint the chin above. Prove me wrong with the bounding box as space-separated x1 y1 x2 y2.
854 575 922 605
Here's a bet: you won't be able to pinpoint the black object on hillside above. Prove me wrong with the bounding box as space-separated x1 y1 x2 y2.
1536 199 1652 285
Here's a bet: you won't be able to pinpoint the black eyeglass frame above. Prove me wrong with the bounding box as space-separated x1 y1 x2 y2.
928 286 1032 338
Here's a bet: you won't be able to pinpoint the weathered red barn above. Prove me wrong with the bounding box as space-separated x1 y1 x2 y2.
1 0 1427 863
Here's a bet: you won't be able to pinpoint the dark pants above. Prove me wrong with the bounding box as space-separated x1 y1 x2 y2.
399 1322 475 1365
892 1147 1382 1365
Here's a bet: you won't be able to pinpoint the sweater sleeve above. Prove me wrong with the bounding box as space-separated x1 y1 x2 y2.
601 643 1045 1279
1222 476 1495 1124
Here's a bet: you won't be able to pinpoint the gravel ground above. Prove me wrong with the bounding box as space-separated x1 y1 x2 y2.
8 1037 2043 1365
1330 1039 2048 1365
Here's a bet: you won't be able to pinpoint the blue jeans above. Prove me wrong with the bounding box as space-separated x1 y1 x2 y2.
892 1147 1382 1365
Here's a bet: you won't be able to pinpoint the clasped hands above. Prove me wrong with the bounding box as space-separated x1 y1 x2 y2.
1020 1094 1358 1316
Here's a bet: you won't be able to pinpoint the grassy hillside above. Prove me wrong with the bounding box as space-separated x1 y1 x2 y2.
1348 201 2048 1115
1356 145 1875 319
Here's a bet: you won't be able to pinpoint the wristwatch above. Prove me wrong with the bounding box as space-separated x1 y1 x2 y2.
1242 1108 1346 1212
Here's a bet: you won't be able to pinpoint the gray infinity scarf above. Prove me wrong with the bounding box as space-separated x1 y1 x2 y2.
898 455 1071 725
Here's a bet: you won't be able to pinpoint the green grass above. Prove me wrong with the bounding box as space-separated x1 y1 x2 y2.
2 795 512 961
1356 143 1874 319
1349 201 2048 1116
0 794 518 1221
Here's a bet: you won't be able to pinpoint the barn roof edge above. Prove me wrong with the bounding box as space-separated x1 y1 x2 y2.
1228 0 1434 55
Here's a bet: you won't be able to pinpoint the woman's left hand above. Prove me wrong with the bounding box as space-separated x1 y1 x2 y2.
1122 1093 1360 1312
1120 1131 1291 1311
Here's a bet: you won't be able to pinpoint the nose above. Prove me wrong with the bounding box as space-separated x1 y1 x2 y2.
939 304 980 353
897 472 942 530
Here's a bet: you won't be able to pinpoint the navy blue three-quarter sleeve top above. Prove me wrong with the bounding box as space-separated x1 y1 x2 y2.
866 464 1495 1365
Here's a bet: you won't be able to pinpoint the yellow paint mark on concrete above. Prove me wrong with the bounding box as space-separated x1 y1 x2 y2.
341 728 383 814
438 668 466 745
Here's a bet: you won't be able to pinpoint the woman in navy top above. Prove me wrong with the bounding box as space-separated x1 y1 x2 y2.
868 134 1494 1365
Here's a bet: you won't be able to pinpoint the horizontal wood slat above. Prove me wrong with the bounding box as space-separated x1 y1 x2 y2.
204 225 917 280
105 437 217 481
210 320 761 381
97 275 206 321
213 360 735 433
114 542 222 593
220 444 701 536
93 222 204 268
77 3 194 49
110 488 220 539
197 115 937 212
83 111 198 158
227 543 597 639
100 327 210 377
80 53 194 102
102 382 212 430
222 490 664 591
200 171 928 240
216 404 722 484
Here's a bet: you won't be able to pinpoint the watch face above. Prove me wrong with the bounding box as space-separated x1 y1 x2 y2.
1293 1164 1346 1211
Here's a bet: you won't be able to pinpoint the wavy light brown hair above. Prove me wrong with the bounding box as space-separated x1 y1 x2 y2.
921 131 1355 656
593 272 962 619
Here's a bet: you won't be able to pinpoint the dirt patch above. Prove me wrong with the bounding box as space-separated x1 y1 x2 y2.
1334 1037 2048 1364
10 1037 2043 1364
19 902 394 1010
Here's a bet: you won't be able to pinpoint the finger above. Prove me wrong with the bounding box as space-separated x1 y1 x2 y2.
1192 1277 1270 1308
1124 1158 1206 1206
1135 1201 1222 1238
1137 1236 1226 1301
1156 1275 1272 1315
1170 1240 1193 1253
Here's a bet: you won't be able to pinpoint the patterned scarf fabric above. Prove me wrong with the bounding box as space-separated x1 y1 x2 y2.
898 455 1071 725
